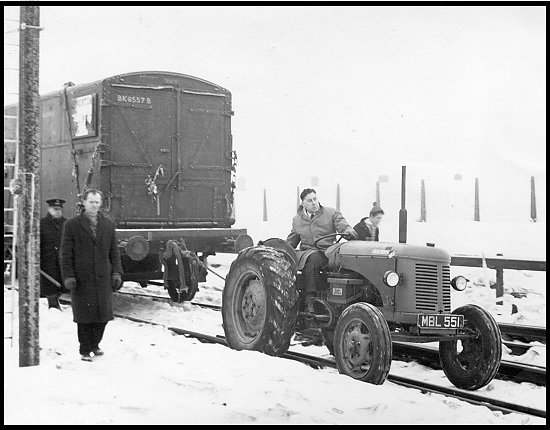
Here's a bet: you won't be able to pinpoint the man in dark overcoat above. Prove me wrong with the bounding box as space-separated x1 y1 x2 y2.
40 198 67 309
60 189 123 362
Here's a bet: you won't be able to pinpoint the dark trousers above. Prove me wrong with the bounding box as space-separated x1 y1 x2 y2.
302 251 329 294
77 322 107 355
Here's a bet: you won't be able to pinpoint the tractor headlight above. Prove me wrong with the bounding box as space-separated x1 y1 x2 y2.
383 270 400 287
451 275 468 291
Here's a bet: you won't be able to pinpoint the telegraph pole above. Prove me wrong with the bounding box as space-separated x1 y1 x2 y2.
18 5 41 367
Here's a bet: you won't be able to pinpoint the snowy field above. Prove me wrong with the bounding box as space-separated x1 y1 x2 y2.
4 221 546 424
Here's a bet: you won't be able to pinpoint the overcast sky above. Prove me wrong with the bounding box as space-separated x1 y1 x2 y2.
4 5 546 222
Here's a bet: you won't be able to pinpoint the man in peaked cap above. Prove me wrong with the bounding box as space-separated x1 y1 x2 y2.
40 198 67 309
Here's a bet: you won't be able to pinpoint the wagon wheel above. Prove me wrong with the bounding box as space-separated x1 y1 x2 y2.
162 240 199 302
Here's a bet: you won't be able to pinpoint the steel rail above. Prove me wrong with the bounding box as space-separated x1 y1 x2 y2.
392 341 546 386
499 322 546 343
109 311 546 419
115 290 547 345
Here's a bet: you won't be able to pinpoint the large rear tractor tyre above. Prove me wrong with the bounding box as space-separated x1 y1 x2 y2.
222 245 298 356
439 304 502 390
334 302 392 385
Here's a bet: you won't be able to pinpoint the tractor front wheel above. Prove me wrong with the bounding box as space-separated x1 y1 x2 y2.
439 304 502 390
334 302 392 385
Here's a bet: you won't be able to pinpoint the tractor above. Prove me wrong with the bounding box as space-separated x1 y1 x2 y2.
221 234 502 390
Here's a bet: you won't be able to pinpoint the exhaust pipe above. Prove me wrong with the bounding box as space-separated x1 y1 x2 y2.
399 166 407 243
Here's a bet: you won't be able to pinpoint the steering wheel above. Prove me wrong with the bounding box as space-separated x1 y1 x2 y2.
313 232 352 248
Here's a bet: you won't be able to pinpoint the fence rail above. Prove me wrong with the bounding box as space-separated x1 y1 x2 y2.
450 255 546 306
451 256 546 272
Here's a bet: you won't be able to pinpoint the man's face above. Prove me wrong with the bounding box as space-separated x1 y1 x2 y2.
302 192 319 213
83 193 102 216
48 206 63 219
370 213 383 227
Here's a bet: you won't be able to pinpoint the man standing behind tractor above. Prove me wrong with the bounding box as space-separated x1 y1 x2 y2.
60 189 123 362
286 188 358 313
40 198 67 309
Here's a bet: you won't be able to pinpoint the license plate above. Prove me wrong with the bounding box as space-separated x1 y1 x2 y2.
417 314 464 329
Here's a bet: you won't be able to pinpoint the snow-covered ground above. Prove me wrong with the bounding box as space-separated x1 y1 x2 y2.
4 221 546 424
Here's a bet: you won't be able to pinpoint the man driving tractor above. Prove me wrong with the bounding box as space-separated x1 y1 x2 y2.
286 188 358 313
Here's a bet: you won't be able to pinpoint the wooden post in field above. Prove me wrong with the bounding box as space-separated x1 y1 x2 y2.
18 4 41 367
495 253 504 306
420 179 426 222
336 183 341 211
530 176 537 222
263 188 267 221
474 177 480 221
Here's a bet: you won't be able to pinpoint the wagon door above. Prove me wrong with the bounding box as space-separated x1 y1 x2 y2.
101 84 176 224
101 80 233 227
175 89 233 222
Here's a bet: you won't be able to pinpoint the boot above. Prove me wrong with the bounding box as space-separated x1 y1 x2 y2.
47 294 61 310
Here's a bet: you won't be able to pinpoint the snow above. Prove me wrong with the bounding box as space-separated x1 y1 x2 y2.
4 221 546 424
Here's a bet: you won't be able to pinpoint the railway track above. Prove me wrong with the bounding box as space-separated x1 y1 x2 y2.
116 289 547 355
113 290 546 386
113 311 546 420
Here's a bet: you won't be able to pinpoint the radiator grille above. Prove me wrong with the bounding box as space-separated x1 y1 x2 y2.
415 263 438 311
415 263 451 312
442 265 451 311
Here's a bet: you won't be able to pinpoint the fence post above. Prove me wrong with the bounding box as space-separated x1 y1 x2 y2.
375 181 380 205
474 177 480 221
336 183 341 211
262 188 267 221
530 176 537 222
420 179 426 222
495 253 504 306
296 185 300 210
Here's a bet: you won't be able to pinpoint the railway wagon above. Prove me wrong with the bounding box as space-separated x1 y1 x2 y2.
4 71 251 301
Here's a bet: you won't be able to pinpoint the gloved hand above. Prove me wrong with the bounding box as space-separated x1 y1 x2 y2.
64 277 77 291
112 273 123 291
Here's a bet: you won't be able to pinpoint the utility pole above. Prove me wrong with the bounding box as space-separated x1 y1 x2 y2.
18 5 41 367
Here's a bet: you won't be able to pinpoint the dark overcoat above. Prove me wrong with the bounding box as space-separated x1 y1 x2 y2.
40 213 66 297
353 217 379 241
60 212 122 323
